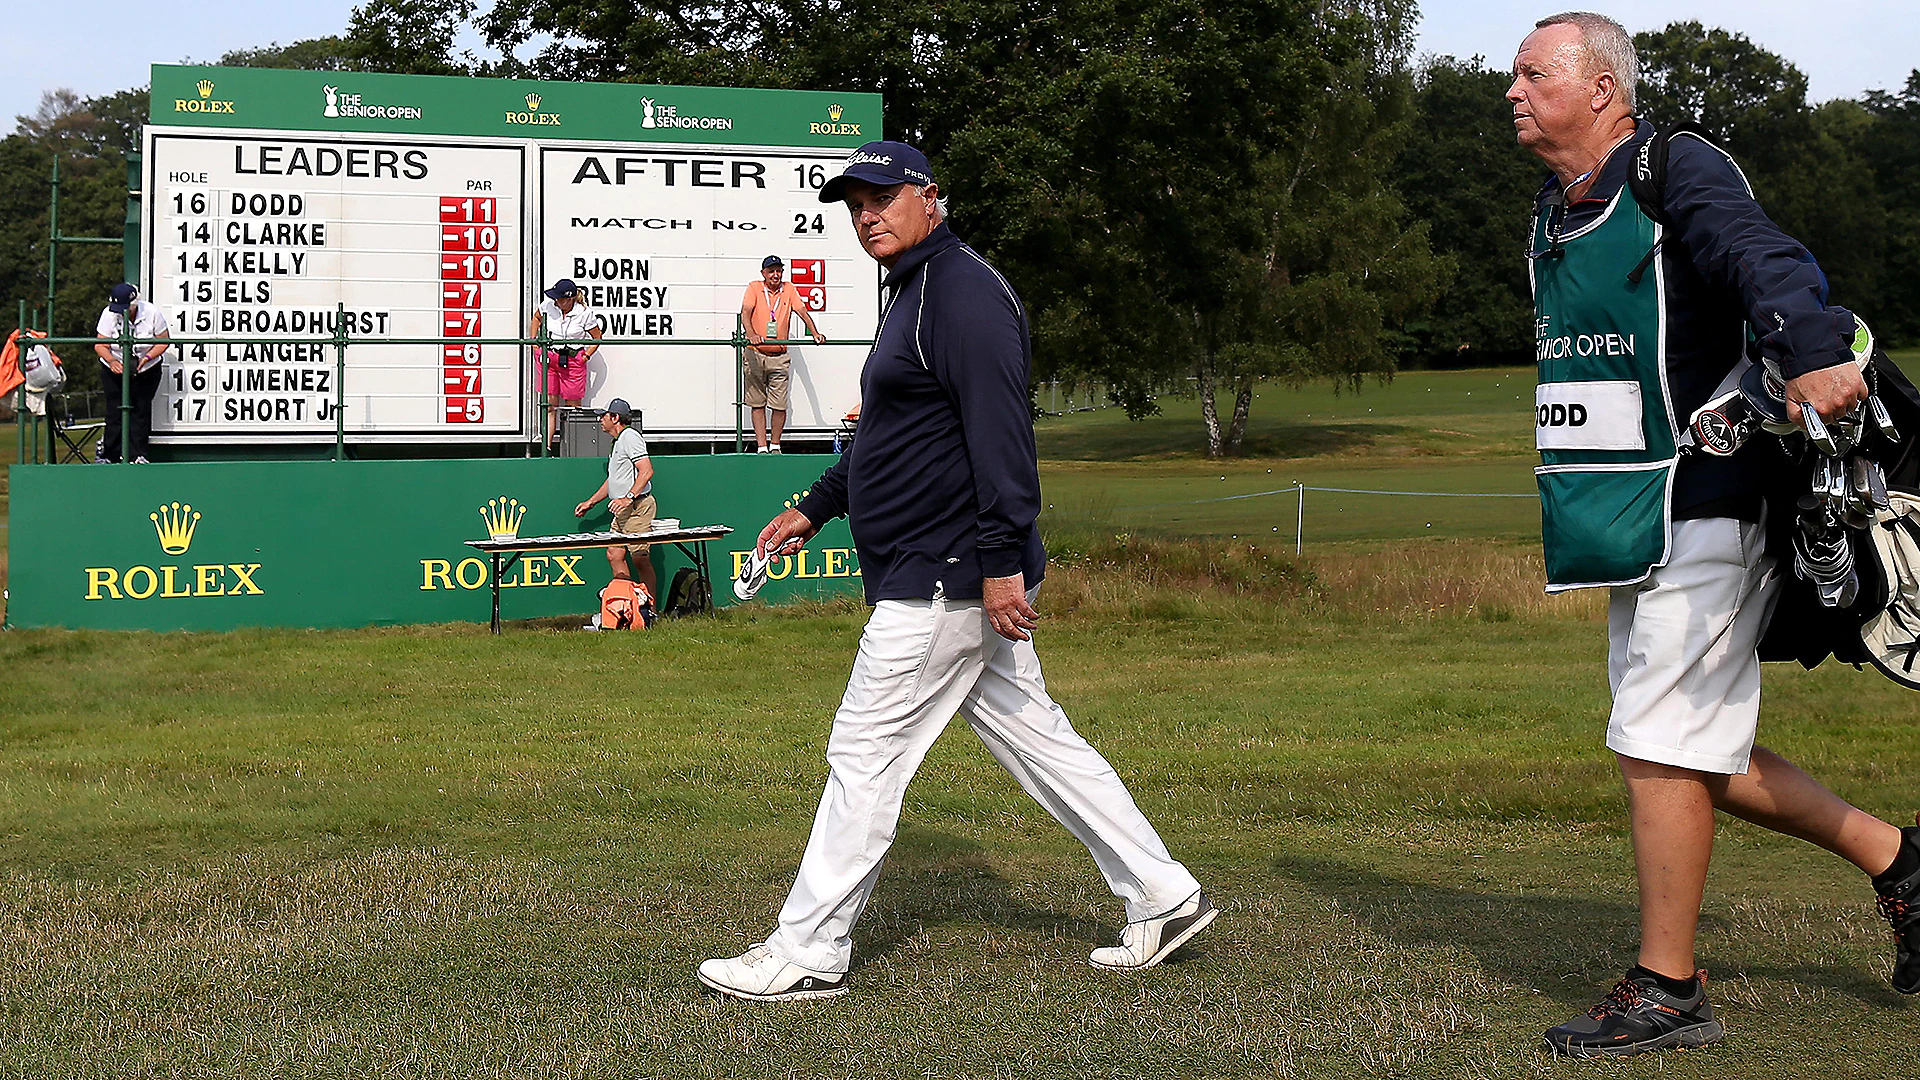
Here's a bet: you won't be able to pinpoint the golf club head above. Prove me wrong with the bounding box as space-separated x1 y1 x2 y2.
1803 406 1841 457
1869 393 1901 443
1849 313 1875 369
1865 458 1892 514
1687 389 1756 457
1793 512 1860 609
1740 360 1796 435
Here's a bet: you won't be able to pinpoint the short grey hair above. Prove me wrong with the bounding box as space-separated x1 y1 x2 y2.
1536 11 1638 111
911 183 950 221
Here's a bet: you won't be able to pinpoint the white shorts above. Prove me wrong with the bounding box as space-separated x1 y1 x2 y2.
1606 515 1781 775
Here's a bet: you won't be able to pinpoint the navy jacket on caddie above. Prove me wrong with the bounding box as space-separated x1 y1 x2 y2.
795 223 1047 604
1538 120 1855 519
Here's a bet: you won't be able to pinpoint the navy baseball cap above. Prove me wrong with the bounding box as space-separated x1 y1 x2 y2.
108 283 138 313
601 397 631 418
544 279 579 300
818 141 935 203
761 255 784 269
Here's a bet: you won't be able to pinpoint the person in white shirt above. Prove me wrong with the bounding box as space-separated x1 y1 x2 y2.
92 283 170 464
528 278 603 450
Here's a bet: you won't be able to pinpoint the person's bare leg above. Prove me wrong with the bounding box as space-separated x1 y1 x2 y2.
751 405 769 449
1620 755 1716 979
1705 746 1903 875
633 549 658 604
771 408 787 447
607 545 631 581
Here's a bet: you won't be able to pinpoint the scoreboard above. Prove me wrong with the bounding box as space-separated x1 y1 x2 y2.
144 66 881 446
540 145 876 437
149 135 525 439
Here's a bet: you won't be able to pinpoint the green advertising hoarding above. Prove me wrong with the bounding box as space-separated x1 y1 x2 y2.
151 65 881 148
6 456 861 631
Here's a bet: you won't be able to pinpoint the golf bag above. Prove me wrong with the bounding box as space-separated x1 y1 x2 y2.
1757 347 1920 689
1627 123 1920 689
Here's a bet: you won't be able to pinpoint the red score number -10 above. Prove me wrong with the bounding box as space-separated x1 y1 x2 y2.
439 196 496 423
440 253 498 281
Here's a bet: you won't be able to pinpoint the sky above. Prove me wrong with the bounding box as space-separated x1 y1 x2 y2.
6 0 1916 128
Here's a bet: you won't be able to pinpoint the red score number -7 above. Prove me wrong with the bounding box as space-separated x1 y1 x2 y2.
439 196 495 424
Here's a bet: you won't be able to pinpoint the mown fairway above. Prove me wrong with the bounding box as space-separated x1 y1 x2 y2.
1036 369 1542 545
1 366 1916 1078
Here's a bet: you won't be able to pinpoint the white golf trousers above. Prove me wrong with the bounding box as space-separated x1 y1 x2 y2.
764 588 1202 974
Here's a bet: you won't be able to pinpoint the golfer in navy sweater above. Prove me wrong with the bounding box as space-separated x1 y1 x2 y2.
698 142 1212 1001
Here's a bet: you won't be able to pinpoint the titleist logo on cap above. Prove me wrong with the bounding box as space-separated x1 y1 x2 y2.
846 151 893 166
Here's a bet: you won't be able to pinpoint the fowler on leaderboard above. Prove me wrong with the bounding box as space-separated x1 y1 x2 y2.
143 65 882 446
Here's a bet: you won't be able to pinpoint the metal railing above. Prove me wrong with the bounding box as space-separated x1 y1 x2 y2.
11 310 868 462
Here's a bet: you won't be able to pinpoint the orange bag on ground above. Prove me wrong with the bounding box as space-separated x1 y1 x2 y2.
598 579 655 629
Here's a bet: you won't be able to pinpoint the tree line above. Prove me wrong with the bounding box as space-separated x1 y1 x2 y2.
5 1 1916 455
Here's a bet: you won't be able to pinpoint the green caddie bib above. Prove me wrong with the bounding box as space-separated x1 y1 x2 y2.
1530 183 1676 591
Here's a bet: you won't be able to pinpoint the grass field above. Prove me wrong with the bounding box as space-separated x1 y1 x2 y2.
1036 370 1543 546
1 367 1917 1077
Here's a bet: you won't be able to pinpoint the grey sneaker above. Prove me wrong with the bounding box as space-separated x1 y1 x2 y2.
697 944 848 1002
1090 889 1216 971
1544 969 1724 1057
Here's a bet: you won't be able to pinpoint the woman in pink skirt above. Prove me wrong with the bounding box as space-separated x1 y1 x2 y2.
529 278 603 450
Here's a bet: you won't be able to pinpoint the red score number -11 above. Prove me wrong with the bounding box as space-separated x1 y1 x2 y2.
439 196 495 424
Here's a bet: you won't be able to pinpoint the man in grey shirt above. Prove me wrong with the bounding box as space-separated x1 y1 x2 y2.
573 398 657 603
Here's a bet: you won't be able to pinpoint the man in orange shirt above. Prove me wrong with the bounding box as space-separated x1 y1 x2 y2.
740 255 826 453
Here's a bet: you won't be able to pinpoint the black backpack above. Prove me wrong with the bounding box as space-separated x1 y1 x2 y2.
663 566 708 617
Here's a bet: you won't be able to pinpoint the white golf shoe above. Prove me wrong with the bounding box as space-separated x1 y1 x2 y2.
733 547 773 601
1089 890 1217 971
697 943 849 1001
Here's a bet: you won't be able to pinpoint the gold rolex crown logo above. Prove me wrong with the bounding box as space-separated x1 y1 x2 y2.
151 502 201 555
197 80 214 99
525 93 541 111
782 488 811 511
480 496 528 539
828 103 843 122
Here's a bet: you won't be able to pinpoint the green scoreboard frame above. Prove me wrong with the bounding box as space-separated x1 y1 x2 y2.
144 65 882 447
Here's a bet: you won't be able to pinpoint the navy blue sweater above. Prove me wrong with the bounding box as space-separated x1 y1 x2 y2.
1538 121 1855 517
795 224 1047 603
